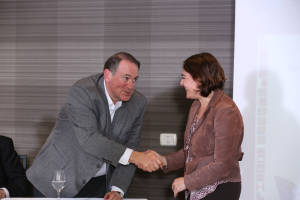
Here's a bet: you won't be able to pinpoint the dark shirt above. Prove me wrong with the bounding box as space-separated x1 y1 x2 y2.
0 135 29 197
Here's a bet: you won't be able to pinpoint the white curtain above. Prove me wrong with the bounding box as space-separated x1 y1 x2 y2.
234 1 300 200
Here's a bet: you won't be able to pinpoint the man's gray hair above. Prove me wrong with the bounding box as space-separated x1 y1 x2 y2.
103 52 140 74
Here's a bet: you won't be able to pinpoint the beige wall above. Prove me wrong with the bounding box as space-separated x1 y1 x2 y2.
0 0 235 199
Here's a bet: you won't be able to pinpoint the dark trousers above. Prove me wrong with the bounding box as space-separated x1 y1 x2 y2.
33 176 107 198
75 175 107 197
201 182 241 200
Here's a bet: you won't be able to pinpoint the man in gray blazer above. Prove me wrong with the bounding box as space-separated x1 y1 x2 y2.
26 52 163 200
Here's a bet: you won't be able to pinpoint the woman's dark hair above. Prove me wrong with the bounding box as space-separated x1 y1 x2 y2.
183 52 226 97
103 52 140 74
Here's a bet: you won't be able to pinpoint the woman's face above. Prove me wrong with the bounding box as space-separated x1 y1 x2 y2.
180 68 201 99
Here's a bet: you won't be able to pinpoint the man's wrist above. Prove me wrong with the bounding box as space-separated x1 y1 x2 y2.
129 150 138 164
111 186 124 197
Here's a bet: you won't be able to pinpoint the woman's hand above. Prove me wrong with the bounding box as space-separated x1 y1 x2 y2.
172 177 186 197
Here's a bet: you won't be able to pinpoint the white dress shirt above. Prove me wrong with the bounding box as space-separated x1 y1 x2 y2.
0 188 9 198
94 81 133 196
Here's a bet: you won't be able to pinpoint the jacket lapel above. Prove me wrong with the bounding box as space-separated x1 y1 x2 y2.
96 74 112 137
185 90 224 138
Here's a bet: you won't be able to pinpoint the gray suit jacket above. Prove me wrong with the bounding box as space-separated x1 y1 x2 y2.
26 73 147 197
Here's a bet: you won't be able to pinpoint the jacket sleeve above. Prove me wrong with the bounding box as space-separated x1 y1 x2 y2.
184 106 244 191
108 99 146 194
64 85 126 167
163 149 186 173
0 138 29 197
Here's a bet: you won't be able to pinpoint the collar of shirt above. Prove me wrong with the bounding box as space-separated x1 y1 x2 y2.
103 80 122 121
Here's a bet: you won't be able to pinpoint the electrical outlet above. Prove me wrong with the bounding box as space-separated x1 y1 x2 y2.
160 133 177 146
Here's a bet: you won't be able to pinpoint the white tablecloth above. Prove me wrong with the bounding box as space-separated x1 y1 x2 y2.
4 198 147 200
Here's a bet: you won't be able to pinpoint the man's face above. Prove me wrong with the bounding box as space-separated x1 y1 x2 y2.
104 59 139 104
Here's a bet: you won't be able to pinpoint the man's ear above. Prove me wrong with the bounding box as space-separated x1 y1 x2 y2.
104 69 112 82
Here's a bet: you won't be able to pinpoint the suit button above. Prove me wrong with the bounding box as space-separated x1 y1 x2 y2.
97 164 101 168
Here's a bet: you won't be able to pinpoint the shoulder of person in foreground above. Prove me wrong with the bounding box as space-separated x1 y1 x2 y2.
0 135 29 197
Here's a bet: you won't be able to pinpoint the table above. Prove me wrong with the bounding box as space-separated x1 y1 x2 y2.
4 198 147 200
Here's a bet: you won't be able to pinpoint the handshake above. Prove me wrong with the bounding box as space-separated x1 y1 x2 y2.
129 150 167 172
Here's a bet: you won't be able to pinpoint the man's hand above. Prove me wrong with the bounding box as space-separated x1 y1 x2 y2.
129 150 164 172
172 177 186 197
104 191 122 200
0 189 6 199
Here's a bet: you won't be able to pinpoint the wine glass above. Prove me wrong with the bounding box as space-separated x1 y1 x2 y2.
51 169 66 198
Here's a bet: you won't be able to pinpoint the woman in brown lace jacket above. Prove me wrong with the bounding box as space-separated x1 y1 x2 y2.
161 52 244 200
